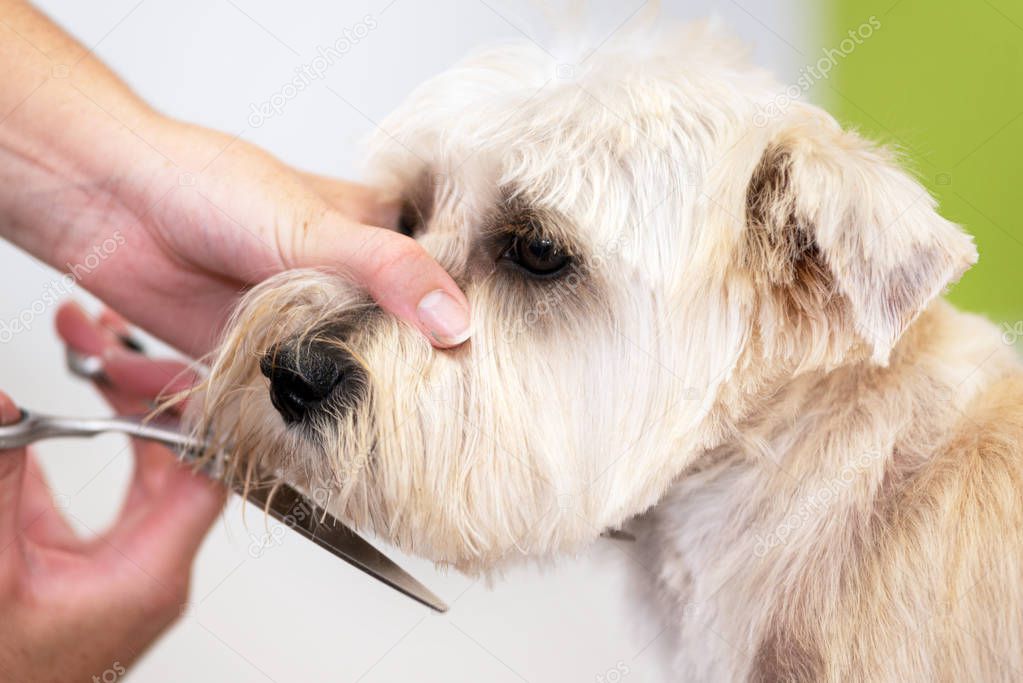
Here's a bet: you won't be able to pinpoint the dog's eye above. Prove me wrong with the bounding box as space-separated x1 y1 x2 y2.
397 200 421 237
501 236 570 276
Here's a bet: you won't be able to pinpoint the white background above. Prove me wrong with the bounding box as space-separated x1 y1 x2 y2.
2 2 815 681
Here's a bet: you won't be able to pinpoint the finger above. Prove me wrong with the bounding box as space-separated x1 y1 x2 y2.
18 455 79 548
295 218 472 348
0 392 27 554
106 441 225 580
118 439 177 521
299 173 401 228
97 307 131 338
57 304 202 522
57 303 196 407
55 301 120 357
102 349 197 407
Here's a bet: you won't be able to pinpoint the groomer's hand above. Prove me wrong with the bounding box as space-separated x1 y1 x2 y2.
0 307 224 682
0 0 471 357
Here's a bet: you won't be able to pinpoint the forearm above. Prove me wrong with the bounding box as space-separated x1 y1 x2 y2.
0 2 470 353
0 0 167 268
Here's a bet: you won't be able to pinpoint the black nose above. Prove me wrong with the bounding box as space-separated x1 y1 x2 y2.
260 343 343 424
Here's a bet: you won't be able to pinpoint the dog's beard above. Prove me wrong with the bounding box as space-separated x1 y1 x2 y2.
183 269 585 572
183 258 744 573
184 271 367 489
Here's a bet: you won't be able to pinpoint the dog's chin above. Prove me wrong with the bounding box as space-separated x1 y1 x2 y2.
180 271 571 573
185 265 678 574
192 408 611 575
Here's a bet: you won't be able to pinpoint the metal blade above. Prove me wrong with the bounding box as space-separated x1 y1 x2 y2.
63 348 447 611
242 479 448 612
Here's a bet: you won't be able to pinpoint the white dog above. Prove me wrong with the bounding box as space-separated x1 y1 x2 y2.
188 24 1023 681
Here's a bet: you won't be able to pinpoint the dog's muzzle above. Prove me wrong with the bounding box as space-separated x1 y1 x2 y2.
259 341 355 424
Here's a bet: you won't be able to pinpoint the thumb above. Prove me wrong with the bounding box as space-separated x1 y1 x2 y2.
294 217 472 348
106 443 226 581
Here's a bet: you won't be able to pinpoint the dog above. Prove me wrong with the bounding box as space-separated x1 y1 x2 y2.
186 23 1023 681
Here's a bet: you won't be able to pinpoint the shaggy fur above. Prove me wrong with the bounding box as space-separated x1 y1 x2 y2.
186 24 1022 681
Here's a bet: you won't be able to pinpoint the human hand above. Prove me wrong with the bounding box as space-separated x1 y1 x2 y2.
64 122 473 356
7 115 471 358
0 1 471 358
0 304 225 681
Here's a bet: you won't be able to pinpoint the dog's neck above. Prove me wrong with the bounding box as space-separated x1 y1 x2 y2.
690 300 1014 486
631 300 1020 680
635 300 1023 590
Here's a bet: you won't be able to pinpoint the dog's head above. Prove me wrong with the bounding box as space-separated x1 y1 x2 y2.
190 26 976 572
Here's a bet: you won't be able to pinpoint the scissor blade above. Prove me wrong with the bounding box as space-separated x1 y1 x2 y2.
61 349 447 611
242 480 448 613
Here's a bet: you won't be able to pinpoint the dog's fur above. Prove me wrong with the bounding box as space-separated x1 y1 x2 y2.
188 24 1023 681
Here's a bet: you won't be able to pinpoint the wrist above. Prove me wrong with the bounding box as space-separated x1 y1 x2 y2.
0 86 172 270
0 9 171 265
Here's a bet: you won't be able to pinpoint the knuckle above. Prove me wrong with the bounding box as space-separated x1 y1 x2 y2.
363 232 430 285
280 205 332 270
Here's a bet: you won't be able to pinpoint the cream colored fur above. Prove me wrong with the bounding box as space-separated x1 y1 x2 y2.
186 24 1023 681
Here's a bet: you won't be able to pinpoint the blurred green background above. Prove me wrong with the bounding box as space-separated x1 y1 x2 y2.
825 0 1022 323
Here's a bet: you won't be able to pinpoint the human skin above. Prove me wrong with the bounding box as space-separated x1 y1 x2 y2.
0 0 472 356
0 0 471 678
0 304 225 681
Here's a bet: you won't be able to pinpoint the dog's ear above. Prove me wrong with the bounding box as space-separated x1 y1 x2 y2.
742 107 977 364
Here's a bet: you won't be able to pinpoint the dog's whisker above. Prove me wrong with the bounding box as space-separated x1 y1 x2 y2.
173 23 1023 679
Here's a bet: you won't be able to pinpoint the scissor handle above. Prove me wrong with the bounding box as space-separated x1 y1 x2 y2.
49 347 449 611
0 410 199 452
0 410 106 449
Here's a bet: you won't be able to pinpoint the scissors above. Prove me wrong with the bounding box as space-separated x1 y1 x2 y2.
0 347 448 613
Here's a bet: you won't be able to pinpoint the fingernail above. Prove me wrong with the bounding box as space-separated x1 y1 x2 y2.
102 346 143 366
416 290 471 345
